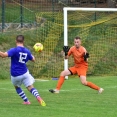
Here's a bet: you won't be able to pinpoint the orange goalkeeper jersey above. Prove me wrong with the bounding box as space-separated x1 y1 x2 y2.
68 46 88 67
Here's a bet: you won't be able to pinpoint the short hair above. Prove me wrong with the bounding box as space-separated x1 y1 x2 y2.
75 36 81 40
16 35 24 43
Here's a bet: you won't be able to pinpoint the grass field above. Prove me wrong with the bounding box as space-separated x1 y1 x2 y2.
0 76 117 117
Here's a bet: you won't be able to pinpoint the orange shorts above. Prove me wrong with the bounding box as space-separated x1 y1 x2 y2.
69 65 88 76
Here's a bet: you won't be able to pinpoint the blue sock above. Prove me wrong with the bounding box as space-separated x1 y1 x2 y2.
30 88 40 98
16 87 28 102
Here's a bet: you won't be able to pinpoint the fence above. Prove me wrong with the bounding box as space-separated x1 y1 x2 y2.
1 0 116 32
0 0 117 79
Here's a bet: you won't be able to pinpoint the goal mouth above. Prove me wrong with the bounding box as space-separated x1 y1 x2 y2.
63 7 117 76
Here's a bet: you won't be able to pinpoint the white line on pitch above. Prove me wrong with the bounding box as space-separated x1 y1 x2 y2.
0 79 49 84
0 86 117 92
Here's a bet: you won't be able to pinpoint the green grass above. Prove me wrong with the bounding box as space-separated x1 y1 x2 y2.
0 3 36 23
0 76 117 117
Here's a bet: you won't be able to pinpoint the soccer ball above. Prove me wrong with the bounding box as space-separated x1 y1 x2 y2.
33 43 43 52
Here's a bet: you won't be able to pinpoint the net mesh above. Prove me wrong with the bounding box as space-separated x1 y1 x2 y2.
0 0 117 79
67 10 117 76
34 10 117 78
34 11 64 78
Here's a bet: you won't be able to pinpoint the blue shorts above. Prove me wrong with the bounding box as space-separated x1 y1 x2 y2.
11 71 35 87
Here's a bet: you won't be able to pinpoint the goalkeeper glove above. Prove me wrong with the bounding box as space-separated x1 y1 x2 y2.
63 46 70 56
84 52 89 61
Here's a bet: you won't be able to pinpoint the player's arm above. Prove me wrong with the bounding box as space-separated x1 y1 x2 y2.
29 54 35 62
0 51 8 58
63 46 70 59
31 55 35 62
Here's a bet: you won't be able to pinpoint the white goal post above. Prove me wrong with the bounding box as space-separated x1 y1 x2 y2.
63 7 117 79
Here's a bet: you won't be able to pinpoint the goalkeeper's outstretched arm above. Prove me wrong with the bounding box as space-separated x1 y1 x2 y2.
65 55 69 59
84 52 89 62
63 46 70 59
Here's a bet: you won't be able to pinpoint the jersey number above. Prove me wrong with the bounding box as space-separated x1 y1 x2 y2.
19 52 27 63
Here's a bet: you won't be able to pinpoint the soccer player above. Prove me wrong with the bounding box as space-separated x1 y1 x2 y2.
0 35 46 106
49 36 104 94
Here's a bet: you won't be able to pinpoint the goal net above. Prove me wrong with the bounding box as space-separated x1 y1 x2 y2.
63 8 117 76
1 6 117 80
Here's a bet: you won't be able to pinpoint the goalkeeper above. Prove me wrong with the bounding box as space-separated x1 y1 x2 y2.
49 36 104 94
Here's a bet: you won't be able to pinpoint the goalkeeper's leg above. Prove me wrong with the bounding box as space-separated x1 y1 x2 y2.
80 76 104 94
49 69 71 93
78 66 104 93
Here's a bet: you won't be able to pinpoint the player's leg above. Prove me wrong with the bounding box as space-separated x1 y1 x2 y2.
23 72 46 106
49 68 74 93
80 76 104 93
11 76 30 104
26 85 46 106
14 86 31 105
